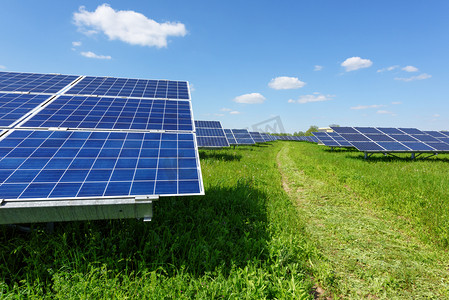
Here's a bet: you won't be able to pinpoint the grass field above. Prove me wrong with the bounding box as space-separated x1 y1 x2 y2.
1 141 449 298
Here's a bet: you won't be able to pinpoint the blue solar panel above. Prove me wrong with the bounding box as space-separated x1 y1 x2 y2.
22 96 193 131
313 131 352 147
354 127 382 134
331 127 359 134
249 132 265 143
399 128 424 135
231 129 255 145
377 127 403 134
424 131 447 138
365 134 395 142
410 134 440 143
350 142 384 151
400 142 434 151
0 130 203 199
390 134 418 142
195 120 222 128
426 142 449 151
339 133 370 142
194 120 229 148
0 71 79 94
224 129 237 145
0 93 51 127
376 142 410 151
65 76 190 100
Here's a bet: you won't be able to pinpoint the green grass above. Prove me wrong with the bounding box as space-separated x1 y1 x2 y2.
277 142 449 298
2 141 449 299
0 143 314 299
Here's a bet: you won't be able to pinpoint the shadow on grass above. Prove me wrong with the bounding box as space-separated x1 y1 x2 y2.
0 181 270 286
199 151 242 161
346 153 449 163
322 147 359 153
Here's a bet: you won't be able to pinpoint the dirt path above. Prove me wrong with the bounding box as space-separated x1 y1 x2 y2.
275 142 449 299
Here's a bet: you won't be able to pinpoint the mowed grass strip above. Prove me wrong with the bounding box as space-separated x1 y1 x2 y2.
0 143 316 299
277 141 449 298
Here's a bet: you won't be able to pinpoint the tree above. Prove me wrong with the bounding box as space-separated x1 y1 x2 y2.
293 131 305 136
305 125 319 136
329 124 340 127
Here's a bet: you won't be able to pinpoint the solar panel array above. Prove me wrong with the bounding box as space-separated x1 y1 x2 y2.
231 129 255 145
249 131 265 143
64 76 190 100
0 71 204 203
313 131 352 147
194 120 229 148
331 127 449 152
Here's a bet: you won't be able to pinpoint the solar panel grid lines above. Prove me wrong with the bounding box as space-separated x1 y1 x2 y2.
0 93 54 128
330 126 449 153
249 132 265 143
223 129 237 145
0 129 203 200
313 131 352 147
20 95 194 132
194 120 229 148
64 76 190 100
230 129 255 145
0 71 80 94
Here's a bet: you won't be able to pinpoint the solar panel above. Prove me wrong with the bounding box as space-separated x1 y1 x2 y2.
260 133 272 142
330 126 449 153
331 127 359 134
424 131 447 138
223 129 237 145
64 76 190 100
0 93 52 128
0 130 202 198
0 71 79 94
22 95 194 131
0 71 204 224
249 132 265 143
194 120 229 148
231 129 255 145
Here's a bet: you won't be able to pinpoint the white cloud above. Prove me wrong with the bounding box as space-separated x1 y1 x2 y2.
288 93 335 104
73 4 187 48
72 41 82 47
377 65 399 73
221 108 232 112
233 93 266 104
391 101 402 105
81 51 112 59
0 65 6 70
434 114 440 118
341 56 373 72
230 111 241 115
394 73 431 82
351 104 386 110
314 65 323 71
377 110 393 114
268 76 306 90
402 65 418 72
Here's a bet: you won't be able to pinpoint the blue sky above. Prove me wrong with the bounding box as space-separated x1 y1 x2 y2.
1 1 448 132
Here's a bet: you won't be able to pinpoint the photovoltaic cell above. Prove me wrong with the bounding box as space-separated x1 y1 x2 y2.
331 127 359 134
194 120 229 148
223 129 237 145
65 76 190 100
0 130 202 199
22 95 193 131
0 71 79 94
0 93 52 127
231 129 255 145
249 132 265 143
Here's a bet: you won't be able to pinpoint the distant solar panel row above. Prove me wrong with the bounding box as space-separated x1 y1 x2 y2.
65 76 190 100
194 120 229 148
224 129 237 145
0 130 202 199
249 132 265 143
331 127 449 152
22 96 193 131
0 72 79 94
231 129 255 145
313 132 352 147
